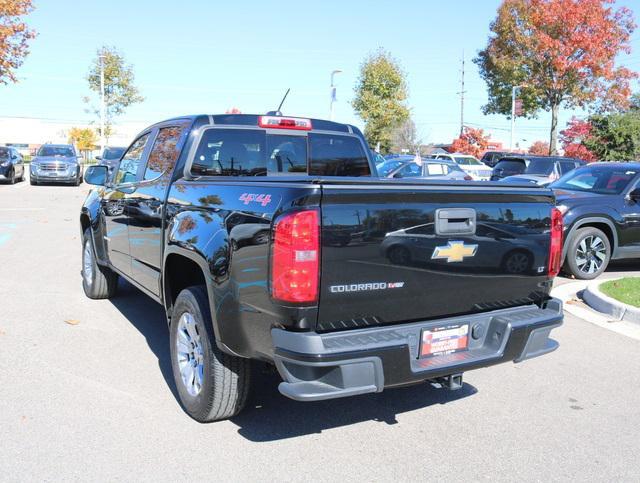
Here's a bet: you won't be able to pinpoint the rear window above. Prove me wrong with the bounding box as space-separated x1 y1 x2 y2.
495 159 526 172
192 129 266 176
308 133 370 176
191 129 370 177
524 159 554 175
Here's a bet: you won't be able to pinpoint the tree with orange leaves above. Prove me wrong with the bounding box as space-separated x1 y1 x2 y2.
475 0 637 155
451 127 491 158
0 0 36 85
528 141 550 155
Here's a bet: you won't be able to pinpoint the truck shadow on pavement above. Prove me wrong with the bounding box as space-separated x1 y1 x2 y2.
108 280 180 401
109 280 478 441
232 368 477 442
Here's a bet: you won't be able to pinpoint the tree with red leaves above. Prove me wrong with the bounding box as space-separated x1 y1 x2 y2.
559 117 598 161
451 127 491 158
528 141 550 155
0 0 36 85
475 0 637 155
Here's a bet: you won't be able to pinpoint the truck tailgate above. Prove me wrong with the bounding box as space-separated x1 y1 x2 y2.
317 182 555 331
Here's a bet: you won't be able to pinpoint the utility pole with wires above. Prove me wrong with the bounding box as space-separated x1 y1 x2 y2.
457 51 466 136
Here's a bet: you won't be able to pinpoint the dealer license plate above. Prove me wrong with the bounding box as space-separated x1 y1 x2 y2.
420 323 469 358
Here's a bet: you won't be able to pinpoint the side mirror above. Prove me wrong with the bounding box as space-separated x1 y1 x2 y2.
393 172 403 178
628 188 640 202
84 165 108 186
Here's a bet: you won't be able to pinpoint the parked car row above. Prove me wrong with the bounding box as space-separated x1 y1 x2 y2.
380 152 587 186
376 155 471 181
491 155 585 185
1 143 128 186
378 152 640 281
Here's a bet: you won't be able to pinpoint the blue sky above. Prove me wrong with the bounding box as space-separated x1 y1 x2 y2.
1 0 639 148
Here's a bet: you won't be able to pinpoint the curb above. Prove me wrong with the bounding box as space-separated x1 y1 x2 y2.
583 278 640 324
550 280 640 342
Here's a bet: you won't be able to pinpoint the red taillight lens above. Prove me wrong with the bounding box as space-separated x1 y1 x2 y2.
548 207 563 277
258 115 312 130
271 210 320 303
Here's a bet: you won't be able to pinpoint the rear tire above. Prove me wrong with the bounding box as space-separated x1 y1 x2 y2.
563 227 611 280
170 286 251 422
81 228 118 299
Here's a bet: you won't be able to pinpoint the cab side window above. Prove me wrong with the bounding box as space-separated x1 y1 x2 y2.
144 124 189 182
115 133 150 184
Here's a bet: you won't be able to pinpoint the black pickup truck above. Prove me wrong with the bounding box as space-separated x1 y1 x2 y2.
80 114 564 422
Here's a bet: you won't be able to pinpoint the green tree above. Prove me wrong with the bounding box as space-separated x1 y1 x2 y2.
0 0 36 85
68 127 98 159
83 46 144 140
584 111 640 161
474 0 636 155
352 49 409 153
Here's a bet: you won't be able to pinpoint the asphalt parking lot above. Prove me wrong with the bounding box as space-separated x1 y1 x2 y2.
2 176 640 481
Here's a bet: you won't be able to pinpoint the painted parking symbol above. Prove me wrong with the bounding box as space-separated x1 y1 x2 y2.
0 223 17 247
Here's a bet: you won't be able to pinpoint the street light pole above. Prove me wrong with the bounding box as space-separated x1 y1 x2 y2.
99 54 105 153
329 70 342 121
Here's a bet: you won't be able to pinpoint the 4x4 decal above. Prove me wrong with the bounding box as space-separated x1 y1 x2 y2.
239 193 272 206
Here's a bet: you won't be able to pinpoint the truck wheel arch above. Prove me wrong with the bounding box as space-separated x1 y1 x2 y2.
163 248 240 357
563 217 618 262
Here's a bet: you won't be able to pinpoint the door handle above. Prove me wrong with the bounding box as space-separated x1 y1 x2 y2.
435 208 476 236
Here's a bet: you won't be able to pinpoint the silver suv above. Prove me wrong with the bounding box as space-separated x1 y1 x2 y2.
30 144 83 186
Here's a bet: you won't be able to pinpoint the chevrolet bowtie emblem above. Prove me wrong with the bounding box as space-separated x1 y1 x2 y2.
431 241 478 263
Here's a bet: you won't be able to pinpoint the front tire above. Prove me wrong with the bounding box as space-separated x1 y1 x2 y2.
563 227 611 280
170 286 251 422
81 228 118 299
8 169 15 184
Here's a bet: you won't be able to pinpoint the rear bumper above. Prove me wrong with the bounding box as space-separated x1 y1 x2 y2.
273 299 563 401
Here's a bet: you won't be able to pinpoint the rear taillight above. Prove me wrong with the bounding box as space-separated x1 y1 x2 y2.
271 210 320 303
258 116 312 131
548 207 563 277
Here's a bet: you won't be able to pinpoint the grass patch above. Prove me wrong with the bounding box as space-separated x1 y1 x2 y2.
599 277 640 307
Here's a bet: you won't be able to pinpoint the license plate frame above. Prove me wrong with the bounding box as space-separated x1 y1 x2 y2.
420 323 469 358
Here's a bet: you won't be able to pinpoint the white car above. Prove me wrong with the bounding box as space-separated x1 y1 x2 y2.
432 153 492 180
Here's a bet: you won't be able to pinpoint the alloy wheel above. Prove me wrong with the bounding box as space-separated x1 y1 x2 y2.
82 240 94 287
575 235 607 274
176 312 205 397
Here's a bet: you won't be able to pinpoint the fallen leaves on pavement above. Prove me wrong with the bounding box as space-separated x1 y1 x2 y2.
64 319 80 326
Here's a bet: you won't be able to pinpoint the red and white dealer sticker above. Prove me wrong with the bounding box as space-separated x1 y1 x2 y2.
420 323 469 358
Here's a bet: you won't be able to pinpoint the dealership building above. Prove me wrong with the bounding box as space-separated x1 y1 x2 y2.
0 116 147 156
